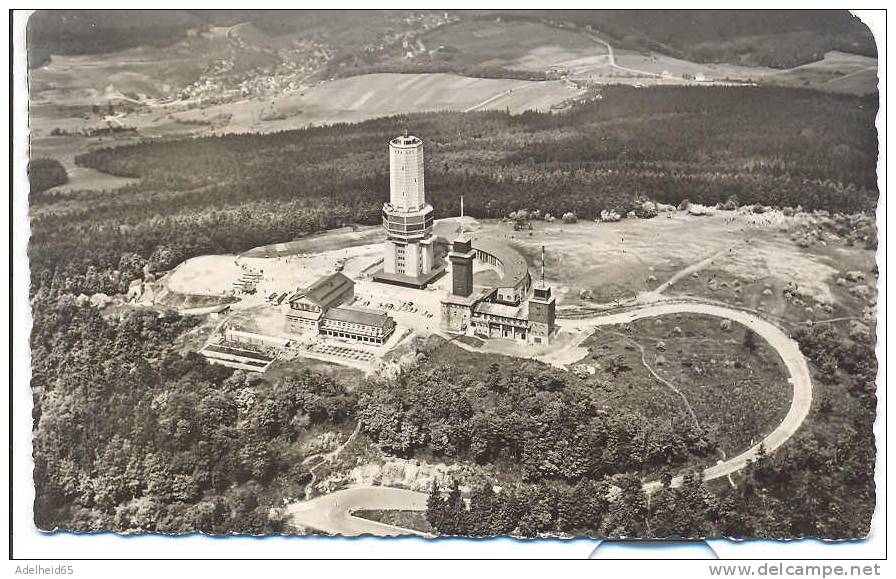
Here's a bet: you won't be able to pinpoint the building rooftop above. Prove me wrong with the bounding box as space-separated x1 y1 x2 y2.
322 306 394 329
372 263 446 289
450 235 474 255
286 309 322 321
292 272 354 308
391 135 422 148
470 238 531 290
532 280 553 299
473 300 525 320
441 288 488 307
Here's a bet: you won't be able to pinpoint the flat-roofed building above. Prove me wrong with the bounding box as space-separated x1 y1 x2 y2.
527 281 556 345
320 306 397 345
468 237 531 305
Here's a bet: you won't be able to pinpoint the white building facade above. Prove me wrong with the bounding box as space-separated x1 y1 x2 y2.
377 135 438 287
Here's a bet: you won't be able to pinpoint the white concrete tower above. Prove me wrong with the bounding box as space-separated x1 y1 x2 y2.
389 134 426 211
378 134 437 287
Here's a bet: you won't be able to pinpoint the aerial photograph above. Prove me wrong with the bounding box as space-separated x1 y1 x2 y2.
16 8 881 559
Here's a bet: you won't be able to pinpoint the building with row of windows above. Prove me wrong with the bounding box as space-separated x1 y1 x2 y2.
441 236 556 345
373 134 445 288
320 306 396 345
285 271 355 333
285 272 395 345
283 134 556 350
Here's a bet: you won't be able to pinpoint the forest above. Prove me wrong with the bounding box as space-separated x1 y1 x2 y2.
27 83 878 537
26 10 204 67
31 289 876 537
380 321 876 539
357 344 711 482
27 158 68 194
31 85 877 301
520 10 877 68
424 427 874 540
31 294 359 533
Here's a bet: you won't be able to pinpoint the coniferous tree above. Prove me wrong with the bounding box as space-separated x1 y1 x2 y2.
426 480 446 532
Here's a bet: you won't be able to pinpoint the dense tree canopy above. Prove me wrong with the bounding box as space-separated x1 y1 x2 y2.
31 294 358 533
419 308 878 539
28 158 68 194
357 350 712 482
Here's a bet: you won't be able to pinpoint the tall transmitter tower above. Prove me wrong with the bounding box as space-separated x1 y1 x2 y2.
374 134 443 287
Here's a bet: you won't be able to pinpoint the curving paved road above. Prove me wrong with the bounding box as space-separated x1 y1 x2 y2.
286 300 813 535
287 486 431 537
564 301 813 492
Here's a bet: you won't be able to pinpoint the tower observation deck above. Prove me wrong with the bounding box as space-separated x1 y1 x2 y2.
374 134 444 288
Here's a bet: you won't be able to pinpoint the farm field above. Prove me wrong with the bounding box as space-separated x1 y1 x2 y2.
419 19 606 71
28 72 582 189
206 72 581 131
762 51 879 95
27 15 876 195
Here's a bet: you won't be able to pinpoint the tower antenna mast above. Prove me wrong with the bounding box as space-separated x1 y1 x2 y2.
541 245 545 285
460 195 464 234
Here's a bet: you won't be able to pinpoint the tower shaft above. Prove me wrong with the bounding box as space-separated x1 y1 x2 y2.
379 134 436 285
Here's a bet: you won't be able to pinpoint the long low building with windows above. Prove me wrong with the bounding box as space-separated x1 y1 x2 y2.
319 306 397 345
284 272 396 346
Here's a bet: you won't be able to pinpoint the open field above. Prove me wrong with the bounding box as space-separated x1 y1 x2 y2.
401 19 877 94
197 73 581 132
242 226 384 257
419 19 605 71
158 209 875 359
561 45 876 96
763 51 879 95
455 210 860 313
166 242 382 298
28 132 141 193
28 16 876 195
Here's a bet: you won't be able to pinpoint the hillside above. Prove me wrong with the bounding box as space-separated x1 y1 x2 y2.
26 10 202 67
512 9 877 68
28 9 875 71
